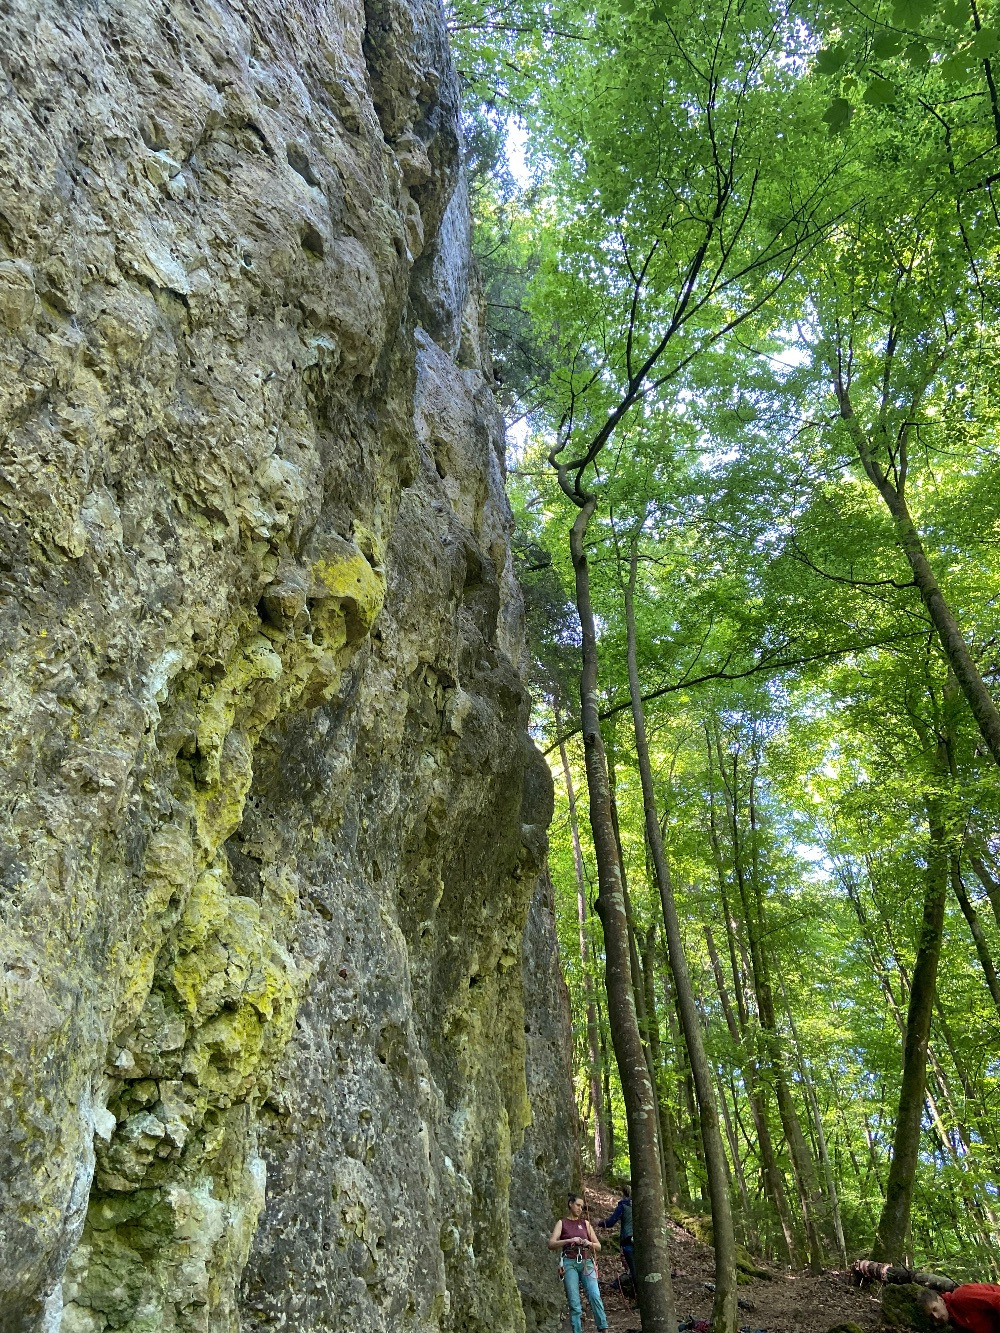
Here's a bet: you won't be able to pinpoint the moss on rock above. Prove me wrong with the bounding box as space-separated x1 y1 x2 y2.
882 1284 944 1331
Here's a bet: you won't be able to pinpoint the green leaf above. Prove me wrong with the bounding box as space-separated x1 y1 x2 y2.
872 31 903 59
969 28 1000 60
815 46 849 75
863 76 898 105
892 0 932 28
941 0 969 26
940 51 977 81
823 96 853 133
903 40 930 65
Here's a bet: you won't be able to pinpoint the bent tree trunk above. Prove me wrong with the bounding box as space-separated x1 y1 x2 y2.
558 733 610 1173
872 796 949 1261
569 499 678 1333
835 388 1000 768
625 536 737 1333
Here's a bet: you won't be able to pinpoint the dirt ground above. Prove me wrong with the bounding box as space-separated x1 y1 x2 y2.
565 1179 885 1333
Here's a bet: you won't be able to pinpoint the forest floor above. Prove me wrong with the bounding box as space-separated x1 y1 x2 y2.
570 1179 884 1333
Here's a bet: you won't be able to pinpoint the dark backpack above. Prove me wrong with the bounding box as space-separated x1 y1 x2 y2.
621 1199 633 1242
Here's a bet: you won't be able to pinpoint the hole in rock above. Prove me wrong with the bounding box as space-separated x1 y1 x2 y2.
287 145 320 187
301 224 325 258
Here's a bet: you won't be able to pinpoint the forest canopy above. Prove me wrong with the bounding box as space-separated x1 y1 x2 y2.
450 0 1000 1329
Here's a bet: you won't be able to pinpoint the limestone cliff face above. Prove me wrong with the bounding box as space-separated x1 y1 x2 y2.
510 869 580 1333
0 1 574 1329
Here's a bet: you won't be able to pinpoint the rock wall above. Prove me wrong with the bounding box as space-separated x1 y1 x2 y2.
510 868 580 1333
0 0 575 1329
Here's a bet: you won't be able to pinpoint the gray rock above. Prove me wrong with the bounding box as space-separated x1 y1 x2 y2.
511 867 581 1333
0 0 575 1328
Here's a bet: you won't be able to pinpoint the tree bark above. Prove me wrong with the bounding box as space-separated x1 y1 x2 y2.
872 793 949 1261
967 846 1000 932
950 856 1000 1017
643 925 683 1206
568 498 678 1333
835 386 1000 768
660 967 694 1207
850 1261 956 1291
598 1003 616 1167
716 1073 757 1251
625 536 737 1333
558 733 610 1174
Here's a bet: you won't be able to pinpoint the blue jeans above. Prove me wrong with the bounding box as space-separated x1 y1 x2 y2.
562 1255 608 1333
621 1240 636 1292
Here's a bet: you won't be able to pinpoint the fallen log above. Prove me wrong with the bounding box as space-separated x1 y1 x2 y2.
850 1261 957 1293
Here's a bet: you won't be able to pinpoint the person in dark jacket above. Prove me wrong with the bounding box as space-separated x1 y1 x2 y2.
596 1182 635 1295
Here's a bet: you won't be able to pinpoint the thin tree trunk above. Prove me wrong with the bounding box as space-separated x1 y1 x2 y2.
717 1074 757 1251
830 1069 881 1226
568 498 678 1333
872 791 949 1261
967 846 1000 932
625 535 736 1333
644 925 683 1206
950 855 1000 1016
706 738 751 1035
779 976 848 1267
706 926 798 1265
866 851 979 1162
559 734 610 1174
660 968 693 1207
598 1004 616 1167
933 1000 1000 1158
834 386 1000 768
725 745 823 1269
710 750 778 1225
625 904 671 1197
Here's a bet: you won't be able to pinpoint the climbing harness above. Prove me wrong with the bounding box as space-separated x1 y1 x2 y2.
560 1243 598 1279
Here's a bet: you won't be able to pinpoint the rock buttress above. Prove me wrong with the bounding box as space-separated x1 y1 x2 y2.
0 0 570 1328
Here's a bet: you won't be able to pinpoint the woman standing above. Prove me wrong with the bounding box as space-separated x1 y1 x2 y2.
548 1193 609 1333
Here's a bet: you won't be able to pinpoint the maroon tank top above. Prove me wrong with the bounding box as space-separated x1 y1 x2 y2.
559 1218 589 1243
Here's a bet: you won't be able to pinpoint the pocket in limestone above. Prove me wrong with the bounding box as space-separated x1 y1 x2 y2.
97 1112 168 1192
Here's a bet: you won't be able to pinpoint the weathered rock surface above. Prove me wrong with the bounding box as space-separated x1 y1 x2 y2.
510 868 580 1333
0 0 574 1328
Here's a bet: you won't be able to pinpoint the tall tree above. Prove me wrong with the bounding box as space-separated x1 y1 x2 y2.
558 732 611 1172
624 525 738 1333
873 778 950 1260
